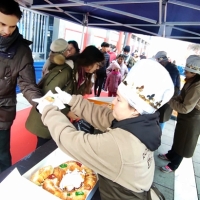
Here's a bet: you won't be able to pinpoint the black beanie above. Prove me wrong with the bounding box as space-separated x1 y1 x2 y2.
124 45 130 53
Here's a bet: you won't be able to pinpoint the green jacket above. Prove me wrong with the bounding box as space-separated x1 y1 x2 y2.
125 55 135 69
25 54 84 139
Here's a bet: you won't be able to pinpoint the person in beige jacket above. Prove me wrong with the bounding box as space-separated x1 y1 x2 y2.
37 59 174 200
159 55 200 173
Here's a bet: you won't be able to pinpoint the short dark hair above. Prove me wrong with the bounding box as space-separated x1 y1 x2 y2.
68 40 80 53
101 42 109 47
0 0 22 19
117 54 125 59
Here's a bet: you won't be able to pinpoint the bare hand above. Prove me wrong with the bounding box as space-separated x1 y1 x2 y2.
67 111 80 121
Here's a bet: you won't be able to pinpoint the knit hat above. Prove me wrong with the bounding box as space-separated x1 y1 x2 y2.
185 55 200 75
155 51 168 62
118 59 174 114
123 45 130 53
111 61 121 70
50 38 68 53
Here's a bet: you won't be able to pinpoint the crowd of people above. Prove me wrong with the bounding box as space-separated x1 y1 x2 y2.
1 0 200 200
95 43 147 97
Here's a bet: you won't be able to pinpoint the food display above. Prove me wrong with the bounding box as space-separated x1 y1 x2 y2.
30 160 97 200
44 96 55 103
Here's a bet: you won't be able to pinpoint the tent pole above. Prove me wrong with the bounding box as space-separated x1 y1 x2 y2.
163 1 167 37
80 13 89 51
80 25 86 51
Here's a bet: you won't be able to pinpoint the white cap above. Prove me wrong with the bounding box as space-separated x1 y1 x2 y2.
118 59 174 114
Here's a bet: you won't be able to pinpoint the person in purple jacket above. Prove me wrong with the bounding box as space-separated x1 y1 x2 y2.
105 61 122 97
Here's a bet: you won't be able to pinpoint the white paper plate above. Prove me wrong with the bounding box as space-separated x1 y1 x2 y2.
32 90 65 110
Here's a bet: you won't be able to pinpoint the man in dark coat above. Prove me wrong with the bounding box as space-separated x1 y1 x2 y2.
0 0 42 173
123 45 135 71
155 51 180 130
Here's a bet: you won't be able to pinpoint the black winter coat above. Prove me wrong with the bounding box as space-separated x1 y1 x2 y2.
0 36 42 129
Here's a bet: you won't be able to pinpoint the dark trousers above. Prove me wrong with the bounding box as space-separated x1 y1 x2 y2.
94 76 105 97
166 149 183 170
36 136 51 149
0 129 11 173
102 76 107 90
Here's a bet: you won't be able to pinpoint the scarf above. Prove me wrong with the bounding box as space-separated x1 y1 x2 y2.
123 54 130 63
0 27 20 52
77 67 86 88
111 112 161 151
112 70 119 75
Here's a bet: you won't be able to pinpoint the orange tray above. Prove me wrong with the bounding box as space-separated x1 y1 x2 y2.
88 99 114 109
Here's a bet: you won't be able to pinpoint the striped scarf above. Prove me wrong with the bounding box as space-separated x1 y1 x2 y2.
77 67 86 88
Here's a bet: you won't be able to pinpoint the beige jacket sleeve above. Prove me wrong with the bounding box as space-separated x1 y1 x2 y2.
169 85 200 114
41 96 121 181
69 95 114 131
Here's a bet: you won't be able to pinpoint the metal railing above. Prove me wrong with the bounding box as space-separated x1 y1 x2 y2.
18 7 49 60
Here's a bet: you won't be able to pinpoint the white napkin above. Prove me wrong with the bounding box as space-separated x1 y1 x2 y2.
32 90 65 110
0 168 59 200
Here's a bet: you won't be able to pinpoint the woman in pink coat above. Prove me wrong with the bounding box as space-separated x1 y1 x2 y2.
105 61 122 97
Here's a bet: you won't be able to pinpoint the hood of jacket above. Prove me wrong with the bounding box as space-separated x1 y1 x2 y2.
49 53 66 65
111 112 161 151
48 53 66 70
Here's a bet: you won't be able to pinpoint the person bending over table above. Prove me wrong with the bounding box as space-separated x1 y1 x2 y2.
37 59 174 200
